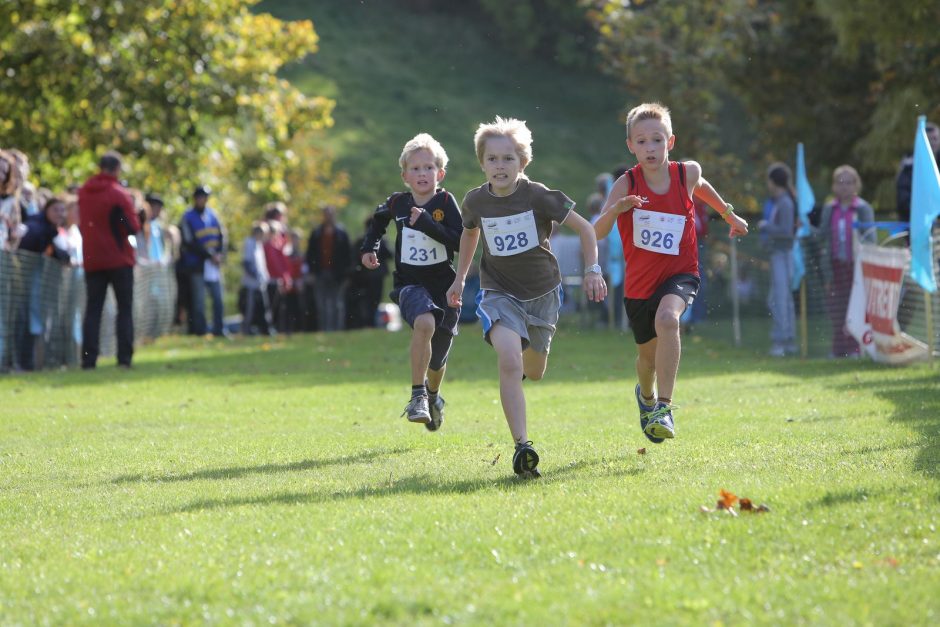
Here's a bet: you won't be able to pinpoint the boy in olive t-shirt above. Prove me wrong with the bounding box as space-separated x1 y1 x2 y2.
447 117 607 478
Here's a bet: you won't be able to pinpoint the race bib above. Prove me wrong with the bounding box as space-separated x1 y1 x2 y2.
401 227 447 266
482 210 539 257
633 208 685 256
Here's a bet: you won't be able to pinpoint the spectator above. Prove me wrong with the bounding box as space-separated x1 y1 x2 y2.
306 205 351 331
587 172 613 326
681 197 710 331
347 216 392 329
144 193 171 266
15 196 70 370
262 202 293 332
283 228 306 334
179 185 226 337
759 162 797 357
896 121 940 222
0 150 24 251
240 221 272 336
817 165 875 358
78 151 140 369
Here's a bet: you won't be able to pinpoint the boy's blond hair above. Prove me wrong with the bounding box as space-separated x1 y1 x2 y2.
474 116 533 169
626 102 673 138
399 133 449 171
832 164 862 193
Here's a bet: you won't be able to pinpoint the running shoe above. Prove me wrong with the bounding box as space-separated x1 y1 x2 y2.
512 441 541 478
426 394 445 431
644 402 676 440
401 394 430 424
636 384 664 444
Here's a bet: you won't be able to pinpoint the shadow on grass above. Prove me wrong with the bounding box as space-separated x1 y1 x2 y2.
168 457 644 515
112 447 411 485
832 371 940 490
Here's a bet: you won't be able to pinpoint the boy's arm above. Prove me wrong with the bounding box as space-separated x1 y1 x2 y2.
446 227 480 308
562 210 607 303
593 175 643 239
409 196 463 250
361 201 394 269
686 161 749 237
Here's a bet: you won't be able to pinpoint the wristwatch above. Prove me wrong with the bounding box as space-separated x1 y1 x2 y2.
585 263 602 275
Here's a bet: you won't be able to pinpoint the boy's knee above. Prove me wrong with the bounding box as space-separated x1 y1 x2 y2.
413 313 436 336
497 351 523 377
654 310 680 333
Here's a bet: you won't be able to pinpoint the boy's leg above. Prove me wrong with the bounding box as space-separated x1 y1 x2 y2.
522 347 548 381
489 322 528 443
410 312 435 386
635 339 657 400
653 294 685 402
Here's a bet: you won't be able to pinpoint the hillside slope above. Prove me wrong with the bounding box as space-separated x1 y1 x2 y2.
262 0 632 221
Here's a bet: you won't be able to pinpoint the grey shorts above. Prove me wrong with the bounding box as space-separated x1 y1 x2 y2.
476 286 561 354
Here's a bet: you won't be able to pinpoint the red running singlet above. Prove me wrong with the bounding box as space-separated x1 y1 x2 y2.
616 161 699 299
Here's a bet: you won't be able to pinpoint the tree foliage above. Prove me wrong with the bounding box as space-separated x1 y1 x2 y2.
0 0 345 224
589 0 940 212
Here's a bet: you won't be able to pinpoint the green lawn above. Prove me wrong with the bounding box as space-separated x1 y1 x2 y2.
1 325 938 624
261 0 631 220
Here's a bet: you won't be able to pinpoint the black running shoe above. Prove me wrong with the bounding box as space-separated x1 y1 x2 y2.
512 441 541 478
426 394 445 431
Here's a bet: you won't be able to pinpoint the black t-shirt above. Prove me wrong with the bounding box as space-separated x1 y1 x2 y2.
361 189 462 303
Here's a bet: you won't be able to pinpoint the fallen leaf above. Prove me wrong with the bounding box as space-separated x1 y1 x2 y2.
717 489 738 510
490 453 501 466
699 505 712 514
739 498 753 511
756 504 771 513
725 507 738 517
637 448 647 455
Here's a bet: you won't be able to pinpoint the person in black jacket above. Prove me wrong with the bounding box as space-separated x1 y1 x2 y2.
896 121 940 222
306 205 351 331
15 196 69 370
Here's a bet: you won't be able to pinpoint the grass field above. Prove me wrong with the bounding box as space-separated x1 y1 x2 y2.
1 324 938 624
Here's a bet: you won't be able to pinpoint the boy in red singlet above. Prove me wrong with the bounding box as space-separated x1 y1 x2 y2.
594 103 748 442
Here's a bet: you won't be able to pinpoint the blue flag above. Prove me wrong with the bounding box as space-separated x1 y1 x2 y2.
792 143 815 289
910 115 940 293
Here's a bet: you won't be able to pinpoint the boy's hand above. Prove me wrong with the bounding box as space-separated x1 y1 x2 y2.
446 279 464 308
361 252 379 269
727 213 749 237
610 195 647 214
409 206 424 226
583 272 608 303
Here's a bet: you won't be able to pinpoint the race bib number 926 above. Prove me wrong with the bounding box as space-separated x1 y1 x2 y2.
632 208 685 256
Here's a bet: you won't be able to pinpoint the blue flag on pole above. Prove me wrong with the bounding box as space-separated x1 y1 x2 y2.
910 115 940 293
792 143 815 289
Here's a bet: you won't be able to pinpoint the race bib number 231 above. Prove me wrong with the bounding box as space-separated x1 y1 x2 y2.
401 227 446 266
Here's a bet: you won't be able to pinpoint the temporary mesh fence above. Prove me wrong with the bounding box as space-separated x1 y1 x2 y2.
0 249 177 371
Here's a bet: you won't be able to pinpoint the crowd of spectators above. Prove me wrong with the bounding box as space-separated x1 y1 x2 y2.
0 147 397 373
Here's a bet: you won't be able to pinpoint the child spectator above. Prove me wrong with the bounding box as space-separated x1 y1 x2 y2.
760 163 797 357
447 117 606 478
816 165 875 358
361 133 463 431
594 103 748 443
241 221 272 336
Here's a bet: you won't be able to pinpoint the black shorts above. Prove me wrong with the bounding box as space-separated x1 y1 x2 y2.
624 273 700 345
394 284 459 336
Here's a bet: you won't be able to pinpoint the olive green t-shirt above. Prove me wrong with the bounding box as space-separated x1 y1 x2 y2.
461 179 575 301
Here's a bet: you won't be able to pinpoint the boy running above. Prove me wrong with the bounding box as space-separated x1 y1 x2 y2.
447 117 606 478
594 103 748 443
361 133 463 430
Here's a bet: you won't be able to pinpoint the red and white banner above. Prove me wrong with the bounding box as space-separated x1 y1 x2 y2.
846 244 929 364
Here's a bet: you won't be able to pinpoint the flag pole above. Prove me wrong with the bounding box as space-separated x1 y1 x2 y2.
800 277 808 358
926 291 936 363
730 235 741 347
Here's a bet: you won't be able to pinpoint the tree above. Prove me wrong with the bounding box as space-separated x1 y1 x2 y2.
0 0 344 220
